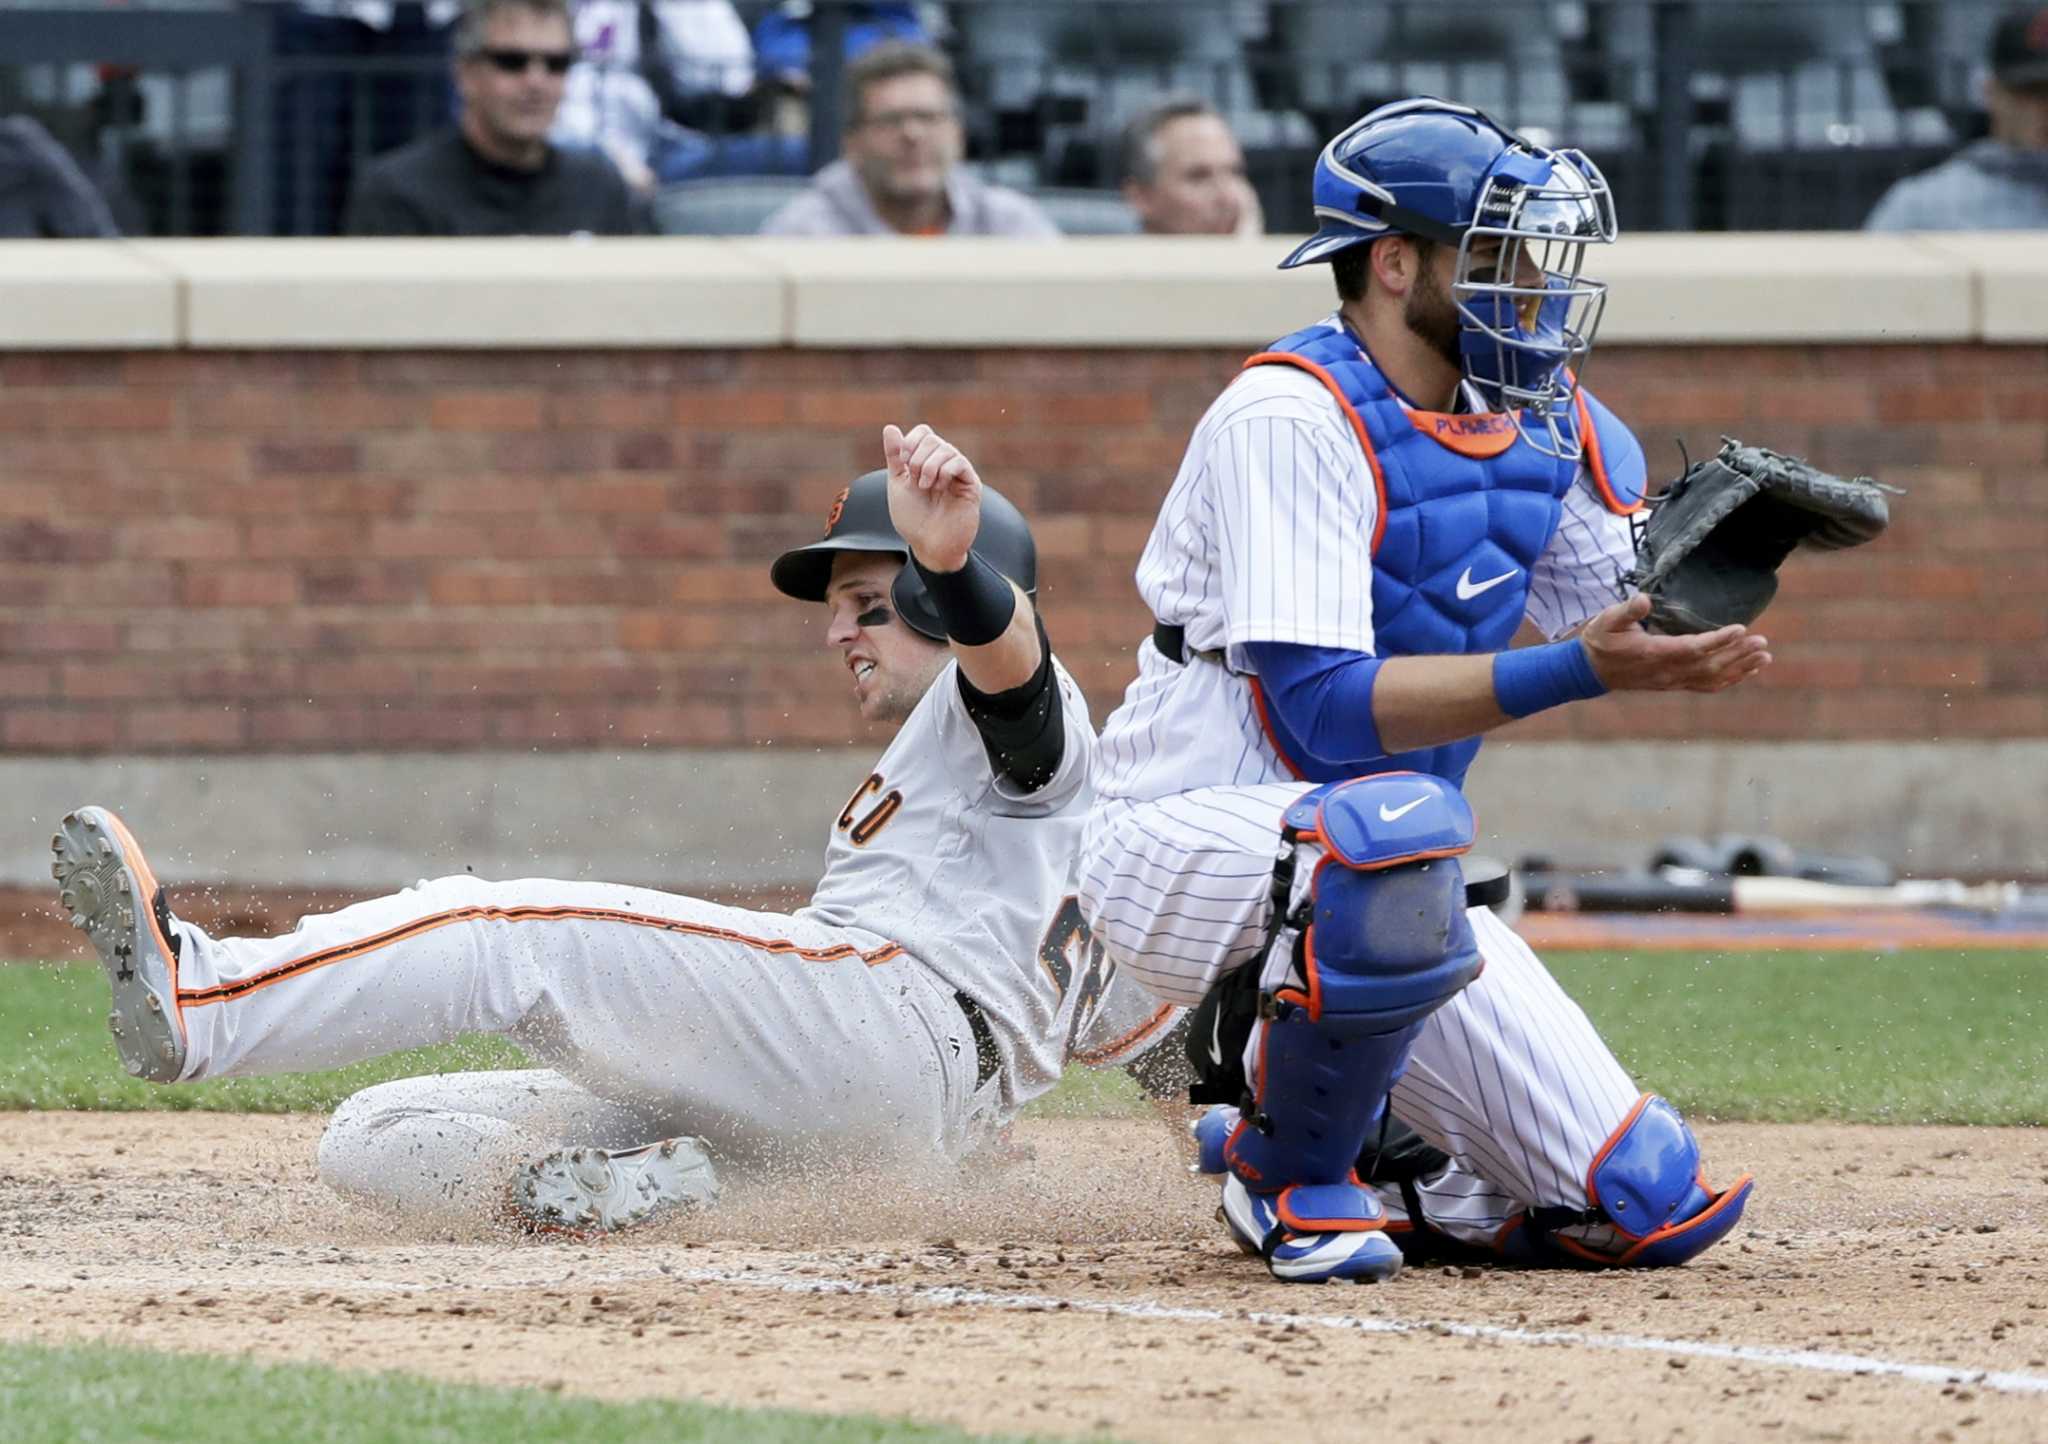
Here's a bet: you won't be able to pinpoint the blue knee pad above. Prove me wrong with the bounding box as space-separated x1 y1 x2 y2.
1502 1095 1755 1268
1222 774 1483 1212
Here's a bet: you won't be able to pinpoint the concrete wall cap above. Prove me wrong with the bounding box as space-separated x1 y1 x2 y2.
0 240 179 349
735 235 1329 346
1905 232 2048 343
4 233 2046 350
129 237 785 349
1592 232 1974 343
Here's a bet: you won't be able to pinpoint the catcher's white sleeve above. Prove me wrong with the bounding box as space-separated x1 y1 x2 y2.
1523 471 1636 640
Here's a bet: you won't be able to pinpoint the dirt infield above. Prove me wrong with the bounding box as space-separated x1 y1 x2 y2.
4 1112 2046 1442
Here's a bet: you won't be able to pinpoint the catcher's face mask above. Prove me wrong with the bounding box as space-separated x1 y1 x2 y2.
1453 146 1616 460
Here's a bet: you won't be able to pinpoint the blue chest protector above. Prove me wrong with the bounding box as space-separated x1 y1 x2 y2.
1246 321 1646 788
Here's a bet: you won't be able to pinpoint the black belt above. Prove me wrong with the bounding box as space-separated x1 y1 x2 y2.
956 992 1001 1090
1151 621 1511 913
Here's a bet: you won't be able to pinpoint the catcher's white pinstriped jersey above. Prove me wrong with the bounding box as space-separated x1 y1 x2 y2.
1094 345 1636 812
1077 345 1651 1248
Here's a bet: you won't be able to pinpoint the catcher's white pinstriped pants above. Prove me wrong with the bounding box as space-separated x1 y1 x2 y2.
1079 784 1644 1247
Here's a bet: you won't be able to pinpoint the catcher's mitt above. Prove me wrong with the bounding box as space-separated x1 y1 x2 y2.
1624 438 1892 635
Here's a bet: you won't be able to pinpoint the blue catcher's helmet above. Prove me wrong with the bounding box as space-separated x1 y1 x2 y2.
1280 98 1618 459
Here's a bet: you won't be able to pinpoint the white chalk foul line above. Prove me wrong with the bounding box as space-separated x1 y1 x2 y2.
672 1265 2048 1400
31 1261 2048 1400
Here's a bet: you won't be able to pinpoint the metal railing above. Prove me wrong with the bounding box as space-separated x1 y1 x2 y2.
0 0 2010 237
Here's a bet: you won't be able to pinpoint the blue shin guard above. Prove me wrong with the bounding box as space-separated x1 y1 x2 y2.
1213 774 1484 1283
1499 1095 1754 1268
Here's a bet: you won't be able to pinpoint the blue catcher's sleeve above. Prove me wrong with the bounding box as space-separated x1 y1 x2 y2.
1241 640 1388 771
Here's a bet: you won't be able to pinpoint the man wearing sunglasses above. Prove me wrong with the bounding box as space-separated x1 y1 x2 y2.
346 0 646 236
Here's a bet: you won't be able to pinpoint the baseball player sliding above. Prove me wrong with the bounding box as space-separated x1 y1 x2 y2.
1079 98 1768 1283
54 425 1170 1233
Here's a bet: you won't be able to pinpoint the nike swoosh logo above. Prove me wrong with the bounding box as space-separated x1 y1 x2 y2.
1208 1004 1228 1068
1456 565 1519 601
1379 796 1429 823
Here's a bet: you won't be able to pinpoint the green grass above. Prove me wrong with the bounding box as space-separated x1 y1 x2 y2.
1544 948 2048 1126
6 951 2048 1124
0 962 529 1112
0 1340 1081 1444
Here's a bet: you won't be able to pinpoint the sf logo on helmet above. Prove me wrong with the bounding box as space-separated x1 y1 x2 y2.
822 487 849 536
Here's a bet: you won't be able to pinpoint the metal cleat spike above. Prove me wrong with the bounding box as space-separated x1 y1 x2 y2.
108 1014 124 1037
125 1058 144 1077
659 1140 676 1158
69 913 87 930
159 1042 175 1061
116 874 132 895
145 994 163 1014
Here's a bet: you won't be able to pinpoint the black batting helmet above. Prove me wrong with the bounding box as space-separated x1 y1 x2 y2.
769 470 1038 643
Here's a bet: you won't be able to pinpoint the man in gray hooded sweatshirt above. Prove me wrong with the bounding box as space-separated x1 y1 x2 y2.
1866 5 2048 231
759 41 1058 238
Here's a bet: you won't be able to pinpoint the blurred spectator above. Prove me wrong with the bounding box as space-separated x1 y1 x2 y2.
751 3 933 91
1118 95 1264 237
0 116 120 238
758 42 1057 237
346 0 646 235
1865 5 2048 230
552 0 758 193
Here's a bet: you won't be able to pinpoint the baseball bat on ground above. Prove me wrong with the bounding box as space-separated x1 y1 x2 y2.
1521 870 2026 916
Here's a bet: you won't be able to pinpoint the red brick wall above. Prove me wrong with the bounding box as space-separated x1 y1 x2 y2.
2 343 2041 754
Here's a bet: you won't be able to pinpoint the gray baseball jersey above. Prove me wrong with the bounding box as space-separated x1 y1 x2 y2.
802 655 1164 1107
145 653 1151 1221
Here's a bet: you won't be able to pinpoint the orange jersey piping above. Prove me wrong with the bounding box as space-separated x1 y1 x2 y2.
177 904 906 1008
1067 1002 1179 1067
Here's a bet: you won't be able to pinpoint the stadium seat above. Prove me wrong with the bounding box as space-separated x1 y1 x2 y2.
652 174 808 235
650 173 1137 237
956 1 1263 118
1684 1 1934 149
1271 1 1575 144
1027 187 1140 235
953 0 1310 187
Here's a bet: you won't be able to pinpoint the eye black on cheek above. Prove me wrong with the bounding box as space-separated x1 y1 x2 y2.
856 605 893 629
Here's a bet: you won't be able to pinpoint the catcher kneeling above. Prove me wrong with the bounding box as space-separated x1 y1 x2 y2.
53 425 1173 1234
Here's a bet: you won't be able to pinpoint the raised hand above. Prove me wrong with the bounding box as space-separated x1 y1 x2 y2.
1581 594 1772 693
883 422 982 573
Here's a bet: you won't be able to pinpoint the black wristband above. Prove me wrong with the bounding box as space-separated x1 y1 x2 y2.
913 552 1017 647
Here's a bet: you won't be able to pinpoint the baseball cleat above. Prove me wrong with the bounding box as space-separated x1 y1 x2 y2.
513 1138 721 1236
1219 1175 1405 1284
51 806 187 1084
